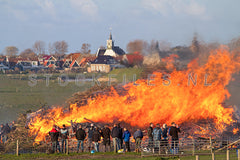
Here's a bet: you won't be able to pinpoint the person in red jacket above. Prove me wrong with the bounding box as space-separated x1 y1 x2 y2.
49 125 60 153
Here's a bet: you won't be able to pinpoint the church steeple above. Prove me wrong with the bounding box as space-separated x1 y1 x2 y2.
107 31 114 49
109 32 112 40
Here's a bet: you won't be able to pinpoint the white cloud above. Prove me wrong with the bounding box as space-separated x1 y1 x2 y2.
142 0 210 20
35 0 56 18
70 0 98 19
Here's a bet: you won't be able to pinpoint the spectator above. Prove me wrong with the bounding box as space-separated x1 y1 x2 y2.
122 128 131 152
49 125 60 153
0 124 4 143
118 123 123 149
153 124 162 151
101 125 111 152
60 124 69 153
75 125 86 153
169 122 181 154
87 123 94 152
161 123 168 152
111 124 120 153
147 123 154 149
10 121 16 131
133 129 143 153
92 127 101 152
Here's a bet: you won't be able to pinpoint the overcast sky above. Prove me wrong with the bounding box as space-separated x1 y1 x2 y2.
1 0 240 54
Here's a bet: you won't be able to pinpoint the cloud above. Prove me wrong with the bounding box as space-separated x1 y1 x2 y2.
142 0 210 20
70 0 98 19
0 1 29 21
34 0 56 18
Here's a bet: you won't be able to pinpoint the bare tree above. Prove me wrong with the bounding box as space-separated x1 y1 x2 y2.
81 43 91 54
126 39 149 55
20 48 37 58
48 43 54 55
33 40 46 55
190 33 200 55
51 41 68 58
4 46 18 57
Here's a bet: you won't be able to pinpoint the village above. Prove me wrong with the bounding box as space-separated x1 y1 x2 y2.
0 33 146 74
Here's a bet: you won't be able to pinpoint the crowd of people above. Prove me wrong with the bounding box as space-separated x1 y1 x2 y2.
48 122 181 154
0 121 16 144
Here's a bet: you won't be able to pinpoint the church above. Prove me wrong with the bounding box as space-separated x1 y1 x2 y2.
88 33 126 73
96 32 125 57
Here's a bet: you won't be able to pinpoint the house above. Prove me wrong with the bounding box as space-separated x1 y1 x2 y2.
42 55 57 68
88 55 125 73
96 33 125 57
63 53 95 70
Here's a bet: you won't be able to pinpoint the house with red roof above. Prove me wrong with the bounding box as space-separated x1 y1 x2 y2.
41 55 57 68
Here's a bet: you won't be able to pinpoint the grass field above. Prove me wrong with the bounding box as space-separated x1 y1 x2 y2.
0 152 238 160
0 74 93 124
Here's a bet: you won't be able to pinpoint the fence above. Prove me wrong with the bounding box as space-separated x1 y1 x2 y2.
1 137 240 160
141 138 240 160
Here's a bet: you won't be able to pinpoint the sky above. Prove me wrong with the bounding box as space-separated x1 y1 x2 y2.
1 0 240 54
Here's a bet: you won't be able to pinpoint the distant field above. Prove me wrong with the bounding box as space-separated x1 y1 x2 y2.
0 74 92 124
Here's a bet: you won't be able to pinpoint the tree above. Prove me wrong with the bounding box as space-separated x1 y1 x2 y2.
80 43 91 54
4 46 18 57
126 40 149 55
33 40 45 55
19 48 37 58
50 41 68 58
190 33 200 55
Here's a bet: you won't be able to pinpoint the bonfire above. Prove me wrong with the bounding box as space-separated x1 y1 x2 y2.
27 46 240 143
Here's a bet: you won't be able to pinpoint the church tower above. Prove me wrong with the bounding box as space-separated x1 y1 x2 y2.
107 32 114 49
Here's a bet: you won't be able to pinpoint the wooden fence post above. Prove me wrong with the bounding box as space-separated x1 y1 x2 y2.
196 155 199 160
226 150 229 160
210 136 213 154
212 153 215 160
238 149 240 160
192 138 195 156
159 141 161 155
16 140 19 156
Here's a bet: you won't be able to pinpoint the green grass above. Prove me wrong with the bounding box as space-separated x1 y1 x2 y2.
0 152 238 160
0 74 93 123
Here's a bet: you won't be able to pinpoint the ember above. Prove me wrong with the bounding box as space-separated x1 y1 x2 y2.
29 46 240 142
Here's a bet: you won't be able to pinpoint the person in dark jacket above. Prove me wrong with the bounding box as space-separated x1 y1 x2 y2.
101 125 111 152
111 124 120 153
147 123 154 149
161 124 168 152
49 125 60 153
133 129 143 153
92 127 101 152
87 123 94 152
118 123 123 149
122 128 131 152
76 125 86 152
60 124 69 153
169 122 180 153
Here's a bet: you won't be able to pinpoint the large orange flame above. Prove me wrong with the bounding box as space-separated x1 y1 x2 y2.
29 46 240 142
